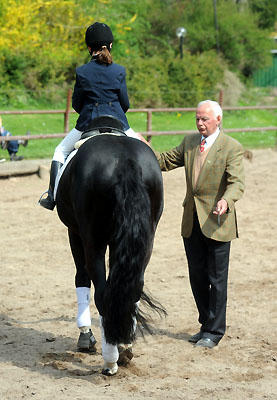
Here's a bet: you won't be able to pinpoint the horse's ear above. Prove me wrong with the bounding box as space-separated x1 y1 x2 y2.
86 115 124 133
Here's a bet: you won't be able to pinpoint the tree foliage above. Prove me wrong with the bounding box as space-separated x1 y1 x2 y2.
0 0 274 107
248 0 277 29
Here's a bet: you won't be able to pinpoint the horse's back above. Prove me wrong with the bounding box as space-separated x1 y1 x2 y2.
79 135 162 180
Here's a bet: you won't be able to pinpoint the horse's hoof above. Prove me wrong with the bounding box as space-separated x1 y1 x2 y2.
117 344 133 366
101 362 118 376
77 330 97 352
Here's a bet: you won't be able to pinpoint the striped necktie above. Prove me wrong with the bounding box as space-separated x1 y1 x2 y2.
200 138 206 152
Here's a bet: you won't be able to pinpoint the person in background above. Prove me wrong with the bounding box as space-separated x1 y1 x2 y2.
0 116 29 161
155 100 245 348
39 21 147 211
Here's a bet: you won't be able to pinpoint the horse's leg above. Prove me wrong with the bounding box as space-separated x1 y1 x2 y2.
99 315 119 376
100 301 140 373
68 229 96 351
81 241 119 375
117 300 140 366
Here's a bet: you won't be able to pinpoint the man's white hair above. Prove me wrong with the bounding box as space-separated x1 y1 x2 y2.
197 100 223 119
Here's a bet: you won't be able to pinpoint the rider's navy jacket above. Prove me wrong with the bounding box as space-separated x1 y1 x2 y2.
72 57 130 131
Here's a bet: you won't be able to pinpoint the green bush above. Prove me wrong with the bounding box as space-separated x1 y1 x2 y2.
125 55 169 107
164 50 224 107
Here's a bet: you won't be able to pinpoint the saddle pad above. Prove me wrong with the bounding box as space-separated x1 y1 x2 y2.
75 131 127 150
74 136 94 149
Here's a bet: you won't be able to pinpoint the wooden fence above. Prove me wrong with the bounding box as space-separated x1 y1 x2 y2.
0 100 276 144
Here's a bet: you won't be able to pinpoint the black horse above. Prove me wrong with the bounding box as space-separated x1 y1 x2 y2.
55 117 165 375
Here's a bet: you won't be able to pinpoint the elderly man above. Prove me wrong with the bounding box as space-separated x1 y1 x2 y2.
155 100 245 348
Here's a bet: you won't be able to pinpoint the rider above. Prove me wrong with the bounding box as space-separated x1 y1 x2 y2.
39 22 147 211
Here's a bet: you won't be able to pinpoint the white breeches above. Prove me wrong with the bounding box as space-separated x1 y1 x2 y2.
53 128 82 164
53 127 141 164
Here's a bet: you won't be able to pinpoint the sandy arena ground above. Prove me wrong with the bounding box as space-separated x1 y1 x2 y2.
0 149 276 399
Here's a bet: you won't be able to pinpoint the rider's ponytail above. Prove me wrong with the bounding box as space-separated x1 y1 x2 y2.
97 46 113 65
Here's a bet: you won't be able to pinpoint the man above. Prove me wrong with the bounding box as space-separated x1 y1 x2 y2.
0 116 29 161
155 100 245 348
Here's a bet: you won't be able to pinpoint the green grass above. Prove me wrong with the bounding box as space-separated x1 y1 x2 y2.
0 108 276 159
223 109 277 149
129 109 277 151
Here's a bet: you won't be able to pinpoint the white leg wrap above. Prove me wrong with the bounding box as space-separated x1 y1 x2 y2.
76 287 91 328
99 315 119 363
53 127 82 164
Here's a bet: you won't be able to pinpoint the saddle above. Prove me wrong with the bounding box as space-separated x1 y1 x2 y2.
75 115 127 150
81 115 127 139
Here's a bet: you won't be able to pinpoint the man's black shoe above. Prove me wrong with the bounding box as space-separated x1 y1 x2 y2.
195 337 217 348
188 331 202 343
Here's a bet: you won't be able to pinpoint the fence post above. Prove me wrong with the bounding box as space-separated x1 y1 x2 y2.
146 110 152 143
64 88 72 133
219 90 223 107
219 90 223 130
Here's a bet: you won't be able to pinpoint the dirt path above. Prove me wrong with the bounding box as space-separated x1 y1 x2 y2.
0 149 276 399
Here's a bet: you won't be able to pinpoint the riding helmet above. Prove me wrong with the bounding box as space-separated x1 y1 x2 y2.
85 22 114 52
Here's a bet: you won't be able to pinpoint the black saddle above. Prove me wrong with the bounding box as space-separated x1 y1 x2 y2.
81 115 127 140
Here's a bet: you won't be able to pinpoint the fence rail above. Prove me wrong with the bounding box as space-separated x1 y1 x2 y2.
0 104 276 143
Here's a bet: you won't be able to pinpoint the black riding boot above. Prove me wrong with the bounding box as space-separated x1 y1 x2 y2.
38 160 63 210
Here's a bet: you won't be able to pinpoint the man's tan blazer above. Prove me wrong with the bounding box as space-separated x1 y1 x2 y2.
156 132 245 242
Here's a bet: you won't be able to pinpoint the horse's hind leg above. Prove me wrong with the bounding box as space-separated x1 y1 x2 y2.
116 299 140 366
99 315 119 376
81 242 119 375
68 229 96 351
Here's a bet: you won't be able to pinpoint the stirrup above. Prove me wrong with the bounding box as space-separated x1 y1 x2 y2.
38 191 55 210
38 190 49 203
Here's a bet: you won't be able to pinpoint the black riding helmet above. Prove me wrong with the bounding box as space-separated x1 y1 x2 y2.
85 22 114 53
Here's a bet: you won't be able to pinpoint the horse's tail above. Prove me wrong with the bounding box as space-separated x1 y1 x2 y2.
102 158 166 345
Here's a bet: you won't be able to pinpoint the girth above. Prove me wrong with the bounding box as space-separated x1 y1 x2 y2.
81 128 127 140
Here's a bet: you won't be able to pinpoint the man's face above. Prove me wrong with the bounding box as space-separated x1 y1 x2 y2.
196 104 221 137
